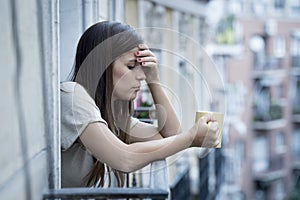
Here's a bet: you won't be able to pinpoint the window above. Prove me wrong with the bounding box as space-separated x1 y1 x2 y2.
275 131 286 154
292 128 300 161
253 135 269 172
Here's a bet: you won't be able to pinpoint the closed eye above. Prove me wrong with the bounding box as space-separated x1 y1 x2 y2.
127 65 135 70
127 61 138 70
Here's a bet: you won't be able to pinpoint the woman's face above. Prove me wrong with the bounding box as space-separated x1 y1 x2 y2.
112 48 146 101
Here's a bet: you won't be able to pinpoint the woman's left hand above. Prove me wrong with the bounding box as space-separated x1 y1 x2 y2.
136 44 159 84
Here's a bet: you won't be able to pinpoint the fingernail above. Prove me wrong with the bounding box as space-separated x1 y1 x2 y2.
137 58 142 62
136 51 140 55
142 62 146 65
139 44 143 48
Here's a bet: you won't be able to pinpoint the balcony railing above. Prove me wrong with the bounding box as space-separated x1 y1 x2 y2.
43 160 169 200
252 118 287 130
43 187 169 200
253 154 286 188
254 169 286 189
292 55 300 68
170 165 190 200
199 155 209 200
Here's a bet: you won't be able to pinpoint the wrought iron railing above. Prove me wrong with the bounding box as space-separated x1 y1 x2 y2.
43 187 168 199
43 160 169 200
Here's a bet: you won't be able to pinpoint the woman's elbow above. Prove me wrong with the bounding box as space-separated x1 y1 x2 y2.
118 153 146 173
118 158 139 173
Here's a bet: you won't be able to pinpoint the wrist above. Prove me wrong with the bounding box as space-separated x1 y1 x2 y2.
146 77 160 85
186 127 197 147
146 80 161 89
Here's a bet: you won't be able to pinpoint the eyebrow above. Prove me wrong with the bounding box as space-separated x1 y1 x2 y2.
128 58 136 63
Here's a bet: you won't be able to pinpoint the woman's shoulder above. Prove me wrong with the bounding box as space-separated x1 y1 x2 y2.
61 81 85 93
60 81 107 150
61 81 92 99
60 81 97 112
60 81 76 92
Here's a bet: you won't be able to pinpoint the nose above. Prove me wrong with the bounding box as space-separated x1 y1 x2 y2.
136 65 146 81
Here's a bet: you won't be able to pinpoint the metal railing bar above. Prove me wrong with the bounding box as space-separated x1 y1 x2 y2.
43 187 169 199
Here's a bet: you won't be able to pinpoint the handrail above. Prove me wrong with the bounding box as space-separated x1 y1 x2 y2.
170 165 190 200
169 165 189 189
43 187 169 199
43 160 170 199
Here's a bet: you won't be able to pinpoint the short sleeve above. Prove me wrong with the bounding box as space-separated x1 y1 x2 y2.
60 82 107 150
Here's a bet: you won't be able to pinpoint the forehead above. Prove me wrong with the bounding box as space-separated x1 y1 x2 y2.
118 47 139 61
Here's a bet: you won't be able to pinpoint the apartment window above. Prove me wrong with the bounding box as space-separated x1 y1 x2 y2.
291 30 300 67
251 0 268 16
275 131 286 154
292 128 300 161
235 140 245 176
289 0 300 16
253 135 269 172
292 76 300 114
274 0 285 13
274 180 285 200
273 35 286 58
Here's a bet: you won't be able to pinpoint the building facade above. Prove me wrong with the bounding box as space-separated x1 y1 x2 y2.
1 0 299 199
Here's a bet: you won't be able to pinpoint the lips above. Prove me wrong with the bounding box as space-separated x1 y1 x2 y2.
133 85 140 90
133 87 140 91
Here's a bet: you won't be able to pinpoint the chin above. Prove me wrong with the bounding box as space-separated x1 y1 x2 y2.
114 91 137 101
129 94 137 100
115 95 136 101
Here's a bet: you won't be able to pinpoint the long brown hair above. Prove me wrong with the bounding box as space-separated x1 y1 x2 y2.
70 21 143 187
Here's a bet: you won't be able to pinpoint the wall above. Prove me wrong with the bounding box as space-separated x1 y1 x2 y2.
0 0 59 199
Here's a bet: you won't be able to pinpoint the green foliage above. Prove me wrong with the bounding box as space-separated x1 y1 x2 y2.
134 102 153 119
217 14 236 45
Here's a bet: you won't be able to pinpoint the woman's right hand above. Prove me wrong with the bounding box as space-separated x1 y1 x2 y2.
189 114 219 148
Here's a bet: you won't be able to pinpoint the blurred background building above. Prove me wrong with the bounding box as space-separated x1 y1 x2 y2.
1 0 300 200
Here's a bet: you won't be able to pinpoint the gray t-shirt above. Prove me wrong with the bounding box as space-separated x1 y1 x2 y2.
60 82 138 187
60 82 107 187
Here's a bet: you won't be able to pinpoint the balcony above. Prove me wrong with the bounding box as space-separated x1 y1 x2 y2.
43 160 171 199
294 161 300 171
253 55 284 71
293 114 300 123
291 67 300 76
254 170 286 189
43 187 169 200
253 154 286 188
292 55 300 68
252 69 287 81
205 44 243 56
253 118 287 130
253 101 286 130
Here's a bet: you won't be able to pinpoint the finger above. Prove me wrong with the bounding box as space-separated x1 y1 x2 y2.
138 43 149 50
201 113 214 123
136 49 155 57
136 56 157 63
214 140 220 147
209 121 219 132
211 115 217 122
202 134 218 148
141 61 157 68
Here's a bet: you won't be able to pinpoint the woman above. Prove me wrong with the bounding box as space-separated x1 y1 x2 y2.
60 21 219 188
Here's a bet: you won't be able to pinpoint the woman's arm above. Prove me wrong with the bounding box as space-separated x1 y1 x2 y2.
128 121 164 143
136 44 181 138
79 114 219 173
148 83 181 137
